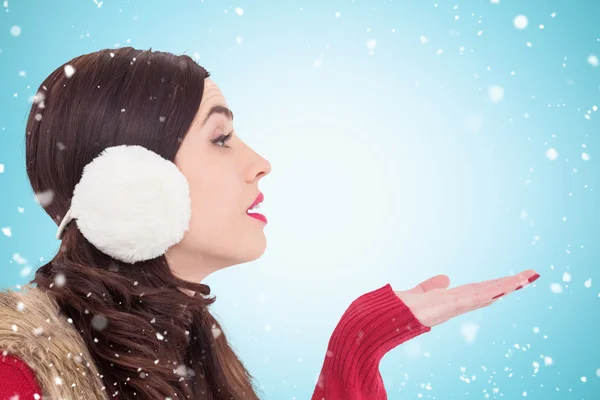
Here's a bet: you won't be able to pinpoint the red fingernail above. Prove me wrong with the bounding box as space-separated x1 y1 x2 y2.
492 292 505 299
515 285 524 291
528 274 540 283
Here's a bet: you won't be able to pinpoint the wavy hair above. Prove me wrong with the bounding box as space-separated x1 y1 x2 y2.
25 47 261 400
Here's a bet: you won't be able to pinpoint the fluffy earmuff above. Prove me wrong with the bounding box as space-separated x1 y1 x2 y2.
56 145 191 263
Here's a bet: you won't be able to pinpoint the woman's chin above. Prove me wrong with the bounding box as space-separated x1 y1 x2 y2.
235 234 267 265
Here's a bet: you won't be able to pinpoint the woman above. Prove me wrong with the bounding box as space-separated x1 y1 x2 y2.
0 47 539 400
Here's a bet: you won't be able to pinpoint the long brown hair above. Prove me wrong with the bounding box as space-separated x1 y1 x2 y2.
25 47 262 400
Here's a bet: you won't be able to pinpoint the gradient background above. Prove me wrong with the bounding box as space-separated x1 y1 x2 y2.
0 0 598 399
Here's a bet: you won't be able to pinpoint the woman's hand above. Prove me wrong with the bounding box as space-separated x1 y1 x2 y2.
395 270 540 327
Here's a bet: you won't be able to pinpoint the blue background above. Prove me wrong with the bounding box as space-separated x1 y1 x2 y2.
1 0 598 399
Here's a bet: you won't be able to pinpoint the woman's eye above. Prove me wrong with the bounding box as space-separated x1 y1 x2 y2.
212 131 233 147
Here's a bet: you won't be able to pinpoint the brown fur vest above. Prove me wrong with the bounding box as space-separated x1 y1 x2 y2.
0 284 109 399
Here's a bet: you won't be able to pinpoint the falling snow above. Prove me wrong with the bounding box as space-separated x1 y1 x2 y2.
91 315 108 330
33 190 54 207
460 322 479 343
550 283 563 294
54 273 66 287
514 15 528 30
488 85 504 103
64 64 76 78
545 148 558 160
0 3 597 399
366 39 376 55
211 324 222 339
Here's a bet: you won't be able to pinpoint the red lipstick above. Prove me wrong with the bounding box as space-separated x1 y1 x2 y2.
247 192 267 224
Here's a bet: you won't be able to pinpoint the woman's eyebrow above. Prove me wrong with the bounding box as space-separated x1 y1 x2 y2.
201 105 234 128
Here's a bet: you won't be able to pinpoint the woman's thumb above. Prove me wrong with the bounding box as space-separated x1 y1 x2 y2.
405 275 451 294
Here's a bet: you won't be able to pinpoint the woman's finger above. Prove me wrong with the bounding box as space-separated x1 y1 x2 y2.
447 272 540 317
455 270 536 295
447 270 538 298
486 271 539 298
452 273 535 318
402 275 451 294
399 271 540 327
461 296 499 315
463 283 523 314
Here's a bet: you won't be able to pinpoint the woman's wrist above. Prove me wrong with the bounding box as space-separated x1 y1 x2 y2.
324 284 431 391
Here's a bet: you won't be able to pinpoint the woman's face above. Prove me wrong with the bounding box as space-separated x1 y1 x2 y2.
166 78 271 282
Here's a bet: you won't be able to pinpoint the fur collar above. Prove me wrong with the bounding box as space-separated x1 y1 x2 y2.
0 284 109 399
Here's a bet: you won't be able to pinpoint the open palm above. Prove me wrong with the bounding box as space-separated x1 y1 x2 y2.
395 270 540 327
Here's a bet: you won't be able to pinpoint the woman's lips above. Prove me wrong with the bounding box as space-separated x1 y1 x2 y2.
247 192 267 223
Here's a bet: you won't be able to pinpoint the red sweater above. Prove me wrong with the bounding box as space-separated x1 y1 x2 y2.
0 284 430 400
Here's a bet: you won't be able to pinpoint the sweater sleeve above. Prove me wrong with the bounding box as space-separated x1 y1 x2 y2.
311 284 431 400
0 353 43 400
